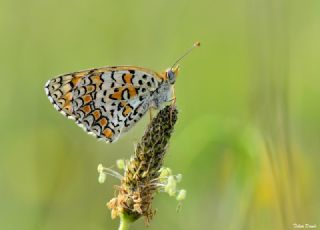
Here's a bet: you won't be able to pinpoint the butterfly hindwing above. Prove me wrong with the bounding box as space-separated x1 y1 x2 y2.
45 66 163 142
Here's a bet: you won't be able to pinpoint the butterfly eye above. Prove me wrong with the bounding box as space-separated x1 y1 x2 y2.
167 69 175 84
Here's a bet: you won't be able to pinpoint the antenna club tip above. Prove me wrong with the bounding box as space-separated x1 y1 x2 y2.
194 41 201 47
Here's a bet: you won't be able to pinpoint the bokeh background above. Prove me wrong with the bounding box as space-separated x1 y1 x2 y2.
1 0 319 229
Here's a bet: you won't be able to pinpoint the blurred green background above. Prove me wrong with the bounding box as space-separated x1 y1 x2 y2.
1 0 319 229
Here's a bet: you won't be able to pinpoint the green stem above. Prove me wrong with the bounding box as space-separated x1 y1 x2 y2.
118 213 134 230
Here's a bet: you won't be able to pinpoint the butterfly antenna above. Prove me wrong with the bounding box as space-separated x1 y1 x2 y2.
171 41 200 69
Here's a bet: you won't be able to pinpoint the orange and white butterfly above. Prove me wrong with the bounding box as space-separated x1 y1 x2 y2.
44 42 200 143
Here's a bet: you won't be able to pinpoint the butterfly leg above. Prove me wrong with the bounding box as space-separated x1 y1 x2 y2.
169 86 176 125
171 85 176 106
149 108 154 121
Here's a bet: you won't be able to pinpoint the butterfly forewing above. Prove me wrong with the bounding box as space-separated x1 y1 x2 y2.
45 66 164 142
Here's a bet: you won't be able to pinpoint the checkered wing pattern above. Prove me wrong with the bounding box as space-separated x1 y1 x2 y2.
44 66 164 142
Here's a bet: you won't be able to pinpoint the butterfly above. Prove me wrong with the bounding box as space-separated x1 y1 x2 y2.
44 42 200 143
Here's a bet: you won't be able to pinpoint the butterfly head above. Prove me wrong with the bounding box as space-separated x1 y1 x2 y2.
166 41 200 84
166 65 180 84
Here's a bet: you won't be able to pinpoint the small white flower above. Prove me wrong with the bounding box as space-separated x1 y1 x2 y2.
165 175 177 196
159 167 172 182
116 159 125 170
176 189 187 201
98 172 107 184
175 174 182 183
97 164 104 173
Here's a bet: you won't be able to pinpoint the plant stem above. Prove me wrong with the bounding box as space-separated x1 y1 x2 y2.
118 213 133 230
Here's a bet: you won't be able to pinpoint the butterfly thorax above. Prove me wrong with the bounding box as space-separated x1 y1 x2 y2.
150 80 172 109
